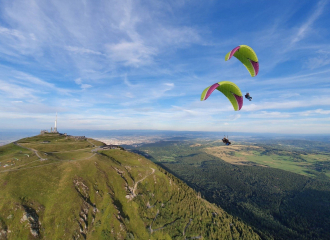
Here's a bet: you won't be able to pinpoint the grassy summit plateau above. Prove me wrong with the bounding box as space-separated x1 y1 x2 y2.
0 134 260 240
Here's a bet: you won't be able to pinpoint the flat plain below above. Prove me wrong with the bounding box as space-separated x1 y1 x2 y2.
204 144 330 179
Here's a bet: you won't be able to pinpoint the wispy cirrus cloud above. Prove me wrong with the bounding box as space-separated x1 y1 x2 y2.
66 46 103 55
291 0 328 44
0 80 37 99
120 81 177 106
74 78 92 90
0 0 202 69
0 0 329 134
0 26 25 40
107 41 156 67
305 50 330 69
123 74 140 88
299 109 330 116
242 96 330 112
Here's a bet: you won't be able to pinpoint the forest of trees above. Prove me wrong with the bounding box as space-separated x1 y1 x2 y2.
130 140 330 240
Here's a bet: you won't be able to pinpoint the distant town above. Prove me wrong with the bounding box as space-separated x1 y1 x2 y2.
94 136 166 146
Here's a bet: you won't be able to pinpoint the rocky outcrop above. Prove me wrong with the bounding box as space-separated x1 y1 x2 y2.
73 178 98 239
20 205 41 237
0 221 9 240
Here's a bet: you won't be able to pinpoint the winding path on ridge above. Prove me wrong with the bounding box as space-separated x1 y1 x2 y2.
0 141 100 174
1 140 150 183
14 142 47 161
0 153 97 173
132 167 155 197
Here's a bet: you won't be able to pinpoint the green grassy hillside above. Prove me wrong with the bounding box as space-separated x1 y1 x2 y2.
0 134 260 240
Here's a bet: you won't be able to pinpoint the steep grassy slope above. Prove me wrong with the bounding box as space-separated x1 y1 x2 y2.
0 134 260 239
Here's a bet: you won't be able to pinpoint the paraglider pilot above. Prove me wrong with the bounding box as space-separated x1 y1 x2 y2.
222 137 231 146
245 93 252 101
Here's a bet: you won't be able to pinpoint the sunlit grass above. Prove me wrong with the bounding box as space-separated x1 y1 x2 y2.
0 135 259 239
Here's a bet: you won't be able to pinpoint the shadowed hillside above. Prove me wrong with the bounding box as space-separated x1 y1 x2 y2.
128 140 330 240
0 134 260 239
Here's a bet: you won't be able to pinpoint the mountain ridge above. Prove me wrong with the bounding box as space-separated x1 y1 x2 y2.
0 134 260 239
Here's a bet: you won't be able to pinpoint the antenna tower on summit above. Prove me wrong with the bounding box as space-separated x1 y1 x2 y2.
54 112 58 133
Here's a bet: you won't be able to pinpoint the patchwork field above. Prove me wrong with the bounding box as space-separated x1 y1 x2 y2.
204 144 330 179
204 145 262 165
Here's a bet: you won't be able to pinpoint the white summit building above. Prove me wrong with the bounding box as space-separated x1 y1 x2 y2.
40 113 58 134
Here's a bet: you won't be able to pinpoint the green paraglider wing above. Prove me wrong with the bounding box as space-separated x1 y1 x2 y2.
225 45 259 77
201 81 243 111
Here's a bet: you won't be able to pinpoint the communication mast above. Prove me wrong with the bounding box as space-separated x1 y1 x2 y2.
54 112 58 133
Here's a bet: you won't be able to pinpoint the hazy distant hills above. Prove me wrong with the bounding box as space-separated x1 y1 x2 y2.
2 129 329 146
0 134 260 239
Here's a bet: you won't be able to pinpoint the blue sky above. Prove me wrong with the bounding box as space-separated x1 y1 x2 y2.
0 0 330 134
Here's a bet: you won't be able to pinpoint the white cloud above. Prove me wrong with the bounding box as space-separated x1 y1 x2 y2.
228 114 241 121
0 0 203 80
15 72 50 87
164 83 174 87
279 93 300 99
305 50 330 69
123 74 138 87
104 94 115 98
247 111 292 119
0 1 329 134
74 78 82 85
0 26 39 57
0 26 25 39
74 78 92 90
119 81 177 106
125 92 134 98
0 80 36 99
243 97 330 112
81 84 92 89
171 106 199 116
153 26 201 47
0 68 72 101
107 41 156 67
6 69 71 95
66 46 102 55
258 69 330 87
299 109 330 116
291 0 328 44
306 56 330 69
